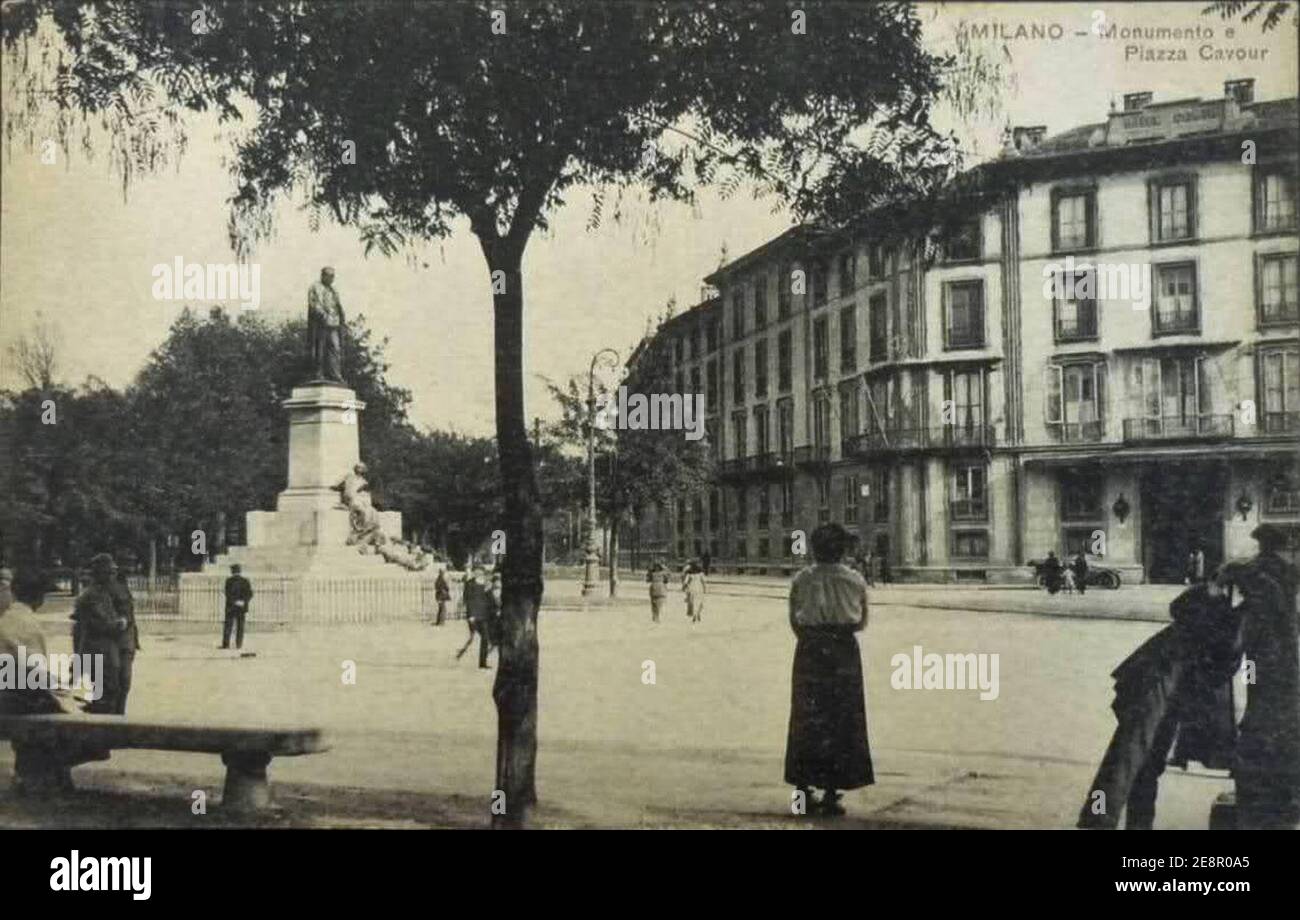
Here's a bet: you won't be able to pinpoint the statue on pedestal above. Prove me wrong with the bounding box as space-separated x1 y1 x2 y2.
307 266 346 383
334 463 381 546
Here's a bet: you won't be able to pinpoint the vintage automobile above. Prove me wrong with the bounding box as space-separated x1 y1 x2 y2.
1027 558 1121 589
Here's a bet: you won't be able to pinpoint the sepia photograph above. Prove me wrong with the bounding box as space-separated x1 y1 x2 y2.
0 0 1297 898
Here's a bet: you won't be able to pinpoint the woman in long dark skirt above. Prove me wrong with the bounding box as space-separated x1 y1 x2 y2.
784 523 873 816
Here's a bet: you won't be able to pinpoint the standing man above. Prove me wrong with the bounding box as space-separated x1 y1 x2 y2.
72 554 137 715
433 567 451 626
307 266 346 382
222 563 253 650
682 560 707 624
1072 552 1090 596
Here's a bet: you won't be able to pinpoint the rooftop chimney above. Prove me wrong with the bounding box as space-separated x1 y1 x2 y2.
1225 78 1255 105
1011 125 1048 153
1123 91 1153 112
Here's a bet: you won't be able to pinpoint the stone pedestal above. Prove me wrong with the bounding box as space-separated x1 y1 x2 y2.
207 383 401 576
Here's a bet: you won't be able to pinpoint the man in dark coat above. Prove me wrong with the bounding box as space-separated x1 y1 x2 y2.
1078 575 1242 829
72 554 138 715
1042 551 1064 594
1232 524 1300 830
1072 552 1089 596
222 563 253 650
455 567 498 669
433 568 451 626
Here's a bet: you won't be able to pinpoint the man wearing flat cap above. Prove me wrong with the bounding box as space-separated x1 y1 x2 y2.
72 553 138 715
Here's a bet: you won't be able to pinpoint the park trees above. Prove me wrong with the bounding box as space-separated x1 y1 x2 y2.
4 1 976 826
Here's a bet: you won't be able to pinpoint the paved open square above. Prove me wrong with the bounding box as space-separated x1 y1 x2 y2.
1 582 1233 829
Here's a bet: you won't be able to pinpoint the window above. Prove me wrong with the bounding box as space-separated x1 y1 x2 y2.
1060 470 1104 521
838 251 856 298
708 490 720 530
1052 269 1098 342
731 289 745 339
1127 356 1210 438
868 245 886 279
777 399 794 460
777 264 792 318
1063 528 1099 558
689 365 701 401
1265 465 1300 515
871 467 889 521
812 258 829 306
1255 167 1297 233
869 292 888 362
780 478 794 526
732 411 748 459
944 368 985 440
692 497 704 530
758 537 771 558
735 487 747 532
1154 263 1198 334
950 463 988 521
816 476 831 523
813 316 829 380
839 383 859 446
843 474 860 524
732 347 745 404
945 217 981 262
839 304 857 372
753 277 767 330
944 281 984 349
706 418 720 461
777 330 793 392
1259 253 1299 325
1150 177 1195 242
753 405 769 455
706 318 719 353
754 339 769 397
736 539 747 560
705 360 718 412
758 484 771 527
674 369 684 394
1046 362 1107 442
813 393 832 452
674 337 684 364
1052 187 1097 251
952 530 989 559
1260 346 1300 433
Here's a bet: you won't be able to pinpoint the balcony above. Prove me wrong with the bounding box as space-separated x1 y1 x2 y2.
847 425 995 455
1048 420 1106 444
949 498 988 522
718 458 746 480
1261 412 1300 435
793 444 832 469
1123 415 1234 442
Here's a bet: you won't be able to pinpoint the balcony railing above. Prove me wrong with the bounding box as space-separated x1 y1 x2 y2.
1261 412 1300 435
847 425 995 455
793 444 831 468
1123 415 1235 442
1266 488 1300 515
949 498 988 522
1048 420 1106 443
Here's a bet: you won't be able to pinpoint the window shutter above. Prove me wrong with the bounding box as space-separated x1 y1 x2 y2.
1050 191 1060 252
1147 179 1157 243
1187 177 1198 238
1086 191 1098 248
1044 365 1063 424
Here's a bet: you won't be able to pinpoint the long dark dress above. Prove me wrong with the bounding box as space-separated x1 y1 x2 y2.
784 625 874 790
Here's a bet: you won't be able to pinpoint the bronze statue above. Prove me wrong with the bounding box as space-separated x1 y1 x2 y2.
307 266 346 382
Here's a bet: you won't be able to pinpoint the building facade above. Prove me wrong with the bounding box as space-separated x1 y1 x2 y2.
634 79 1298 583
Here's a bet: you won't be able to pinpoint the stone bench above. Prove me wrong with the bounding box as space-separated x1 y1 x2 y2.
0 714 328 812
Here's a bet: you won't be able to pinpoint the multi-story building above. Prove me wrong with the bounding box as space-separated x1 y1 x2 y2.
635 79 1298 583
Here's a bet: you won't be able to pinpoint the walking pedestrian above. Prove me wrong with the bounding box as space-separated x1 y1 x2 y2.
784 523 873 817
1072 552 1089 596
456 566 498 669
647 562 670 623
433 567 451 626
682 561 706 623
72 554 138 715
222 563 253 650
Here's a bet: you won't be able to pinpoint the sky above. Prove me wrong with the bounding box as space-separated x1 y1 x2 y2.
1 1 1296 436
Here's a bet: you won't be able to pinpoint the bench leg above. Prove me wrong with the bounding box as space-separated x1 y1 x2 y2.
221 752 273 812
11 743 75 794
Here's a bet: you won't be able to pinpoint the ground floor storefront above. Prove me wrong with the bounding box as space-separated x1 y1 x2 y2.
629 445 1299 584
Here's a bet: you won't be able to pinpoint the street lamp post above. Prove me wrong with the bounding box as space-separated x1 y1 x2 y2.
582 347 619 597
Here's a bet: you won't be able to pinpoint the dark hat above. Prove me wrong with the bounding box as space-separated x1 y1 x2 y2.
88 553 118 573
1250 523 1287 551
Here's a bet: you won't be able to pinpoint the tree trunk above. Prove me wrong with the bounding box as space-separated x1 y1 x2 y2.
480 234 544 829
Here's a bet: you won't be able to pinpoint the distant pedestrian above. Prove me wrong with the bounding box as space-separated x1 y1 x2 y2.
682 561 706 623
434 568 451 626
222 563 253 650
647 562 670 623
1062 566 1077 595
784 523 873 817
1042 551 1063 594
456 567 498 669
1185 545 1207 585
1072 553 1089 596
